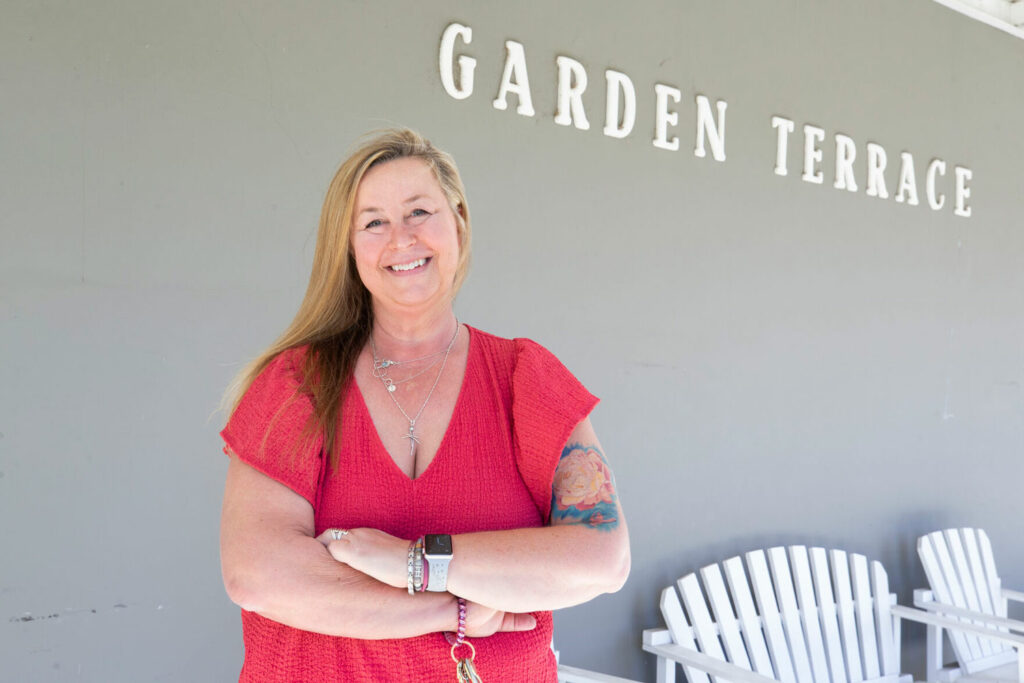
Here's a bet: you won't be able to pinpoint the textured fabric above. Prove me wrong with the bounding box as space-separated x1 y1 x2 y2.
220 325 598 682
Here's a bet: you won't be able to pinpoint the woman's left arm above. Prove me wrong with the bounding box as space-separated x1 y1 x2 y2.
321 417 630 613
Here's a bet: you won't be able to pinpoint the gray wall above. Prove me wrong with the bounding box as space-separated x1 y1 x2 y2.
2 1 1022 680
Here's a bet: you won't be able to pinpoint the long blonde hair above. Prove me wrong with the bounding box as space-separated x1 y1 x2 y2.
221 128 472 468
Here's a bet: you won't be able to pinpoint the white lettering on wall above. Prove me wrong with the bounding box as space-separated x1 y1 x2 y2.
926 159 947 210
554 56 590 130
771 116 795 176
954 166 973 217
439 23 476 100
438 24 977 218
492 40 535 116
802 124 825 184
603 70 636 139
895 152 920 206
653 84 681 151
866 143 889 199
694 96 727 161
833 133 858 192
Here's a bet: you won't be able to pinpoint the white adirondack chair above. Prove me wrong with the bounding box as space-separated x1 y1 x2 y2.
641 545 1007 683
916 529 1024 683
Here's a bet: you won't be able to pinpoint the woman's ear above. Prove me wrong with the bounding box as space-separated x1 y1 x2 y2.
455 203 466 247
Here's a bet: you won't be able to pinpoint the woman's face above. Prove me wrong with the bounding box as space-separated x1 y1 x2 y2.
350 157 461 316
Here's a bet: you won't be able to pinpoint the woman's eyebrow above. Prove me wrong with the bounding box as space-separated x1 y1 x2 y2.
356 195 428 216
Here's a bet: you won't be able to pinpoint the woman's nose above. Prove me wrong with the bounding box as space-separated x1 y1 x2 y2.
388 220 417 249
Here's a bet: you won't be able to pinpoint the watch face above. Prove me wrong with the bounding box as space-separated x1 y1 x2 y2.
425 534 453 556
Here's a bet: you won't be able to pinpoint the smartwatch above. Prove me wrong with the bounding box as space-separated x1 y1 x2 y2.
423 534 453 592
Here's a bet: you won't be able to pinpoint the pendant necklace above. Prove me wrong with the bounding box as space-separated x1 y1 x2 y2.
370 320 460 460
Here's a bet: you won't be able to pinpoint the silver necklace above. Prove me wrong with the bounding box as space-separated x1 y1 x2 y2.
379 356 444 390
370 321 460 459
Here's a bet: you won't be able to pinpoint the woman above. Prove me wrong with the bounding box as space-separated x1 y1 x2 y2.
219 128 629 681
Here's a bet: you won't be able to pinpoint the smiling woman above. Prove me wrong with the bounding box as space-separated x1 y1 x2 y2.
217 128 630 682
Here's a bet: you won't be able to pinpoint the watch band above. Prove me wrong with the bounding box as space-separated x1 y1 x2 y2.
423 534 453 592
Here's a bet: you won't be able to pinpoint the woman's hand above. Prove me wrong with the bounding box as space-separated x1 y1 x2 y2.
316 527 408 589
463 600 536 637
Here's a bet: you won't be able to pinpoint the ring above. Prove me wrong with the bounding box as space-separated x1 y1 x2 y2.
331 529 349 540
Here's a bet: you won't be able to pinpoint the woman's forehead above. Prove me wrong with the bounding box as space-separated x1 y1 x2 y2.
355 157 443 207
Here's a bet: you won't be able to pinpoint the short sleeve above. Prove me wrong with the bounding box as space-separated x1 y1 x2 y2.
511 338 599 524
220 347 324 506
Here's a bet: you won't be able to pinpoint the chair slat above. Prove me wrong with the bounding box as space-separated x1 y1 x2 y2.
747 550 797 683
830 549 865 683
661 584 712 683
962 529 997 618
962 529 1012 656
977 531 1007 618
850 553 881 679
768 547 815 683
931 531 984 661
679 573 729 663
870 562 898 675
810 547 848 683
788 547 831 683
701 564 754 671
919 533 976 665
724 556 776 678
945 529 995 657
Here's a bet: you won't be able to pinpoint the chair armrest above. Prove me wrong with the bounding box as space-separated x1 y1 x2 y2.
640 641 781 683
1003 588 1024 604
557 664 643 683
913 594 1024 634
892 605 1024 647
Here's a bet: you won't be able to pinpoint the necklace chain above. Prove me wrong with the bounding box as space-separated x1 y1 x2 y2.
370 320 460 459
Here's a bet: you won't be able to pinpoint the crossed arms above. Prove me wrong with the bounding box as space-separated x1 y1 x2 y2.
219 416 630 639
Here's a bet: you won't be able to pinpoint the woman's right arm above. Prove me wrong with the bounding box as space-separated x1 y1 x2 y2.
219 455 535 639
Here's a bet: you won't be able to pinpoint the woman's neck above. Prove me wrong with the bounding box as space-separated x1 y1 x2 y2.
370 306 459 361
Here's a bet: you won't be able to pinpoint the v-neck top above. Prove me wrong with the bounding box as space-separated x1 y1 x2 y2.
220 325 598 682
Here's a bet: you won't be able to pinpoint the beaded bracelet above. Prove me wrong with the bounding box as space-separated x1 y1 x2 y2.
445 597 479 679
419 554 430 593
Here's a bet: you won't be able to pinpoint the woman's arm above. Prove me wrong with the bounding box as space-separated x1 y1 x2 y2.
322 417 630 613
219 455 537 637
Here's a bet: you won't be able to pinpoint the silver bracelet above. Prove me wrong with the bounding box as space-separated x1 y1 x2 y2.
407 541 416 595
413 538 424 593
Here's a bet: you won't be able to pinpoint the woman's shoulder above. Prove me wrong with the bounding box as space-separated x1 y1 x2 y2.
466 324 553 362
262 344 312 378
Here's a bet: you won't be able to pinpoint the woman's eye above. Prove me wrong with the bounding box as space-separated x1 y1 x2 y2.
408 209 431 222
364 219 383 230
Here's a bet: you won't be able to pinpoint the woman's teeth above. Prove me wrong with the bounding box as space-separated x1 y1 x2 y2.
389 258 427 272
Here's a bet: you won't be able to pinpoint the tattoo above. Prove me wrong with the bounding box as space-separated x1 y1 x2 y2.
550 442 620 532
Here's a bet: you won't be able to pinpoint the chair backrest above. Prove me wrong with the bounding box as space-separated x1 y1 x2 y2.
917 528 1012 667
660 546 903 683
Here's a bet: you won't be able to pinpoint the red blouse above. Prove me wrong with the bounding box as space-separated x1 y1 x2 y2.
220 325 598 682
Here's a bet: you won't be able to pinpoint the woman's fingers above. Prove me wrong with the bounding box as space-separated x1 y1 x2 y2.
499 611 537 632
314 528 347 546
464 600 536 636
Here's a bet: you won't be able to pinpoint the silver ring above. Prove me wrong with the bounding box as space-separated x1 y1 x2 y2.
331 529 349 540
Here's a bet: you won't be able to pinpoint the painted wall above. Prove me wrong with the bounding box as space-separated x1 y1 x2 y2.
2 1 1022 680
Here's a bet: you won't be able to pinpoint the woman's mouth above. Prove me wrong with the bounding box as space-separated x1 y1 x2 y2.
388 257 429 272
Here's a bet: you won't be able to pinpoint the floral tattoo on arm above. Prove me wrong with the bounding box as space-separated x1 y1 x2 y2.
550 443 620 531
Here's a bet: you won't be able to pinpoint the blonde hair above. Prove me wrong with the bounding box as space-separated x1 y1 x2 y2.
221 128 472 468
